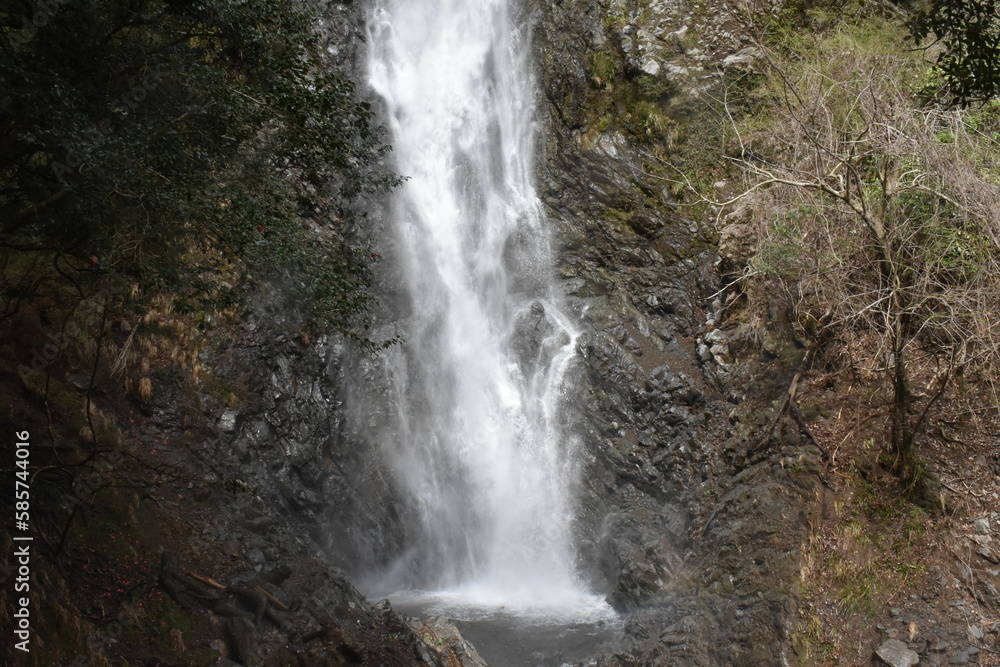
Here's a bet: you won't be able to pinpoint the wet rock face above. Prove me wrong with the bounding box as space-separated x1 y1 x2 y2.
120 292 460 665
510 300 569 376
203 324 408 576
534 0 819 663
535 0 710 598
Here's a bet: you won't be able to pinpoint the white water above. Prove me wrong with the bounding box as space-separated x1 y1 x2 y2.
366 0 611 621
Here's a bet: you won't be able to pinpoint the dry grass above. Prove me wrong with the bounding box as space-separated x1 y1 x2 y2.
137 376 153 401
790 364 1000 664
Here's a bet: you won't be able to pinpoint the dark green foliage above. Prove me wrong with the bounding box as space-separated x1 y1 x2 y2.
911 0 1000 105
0 0 396 330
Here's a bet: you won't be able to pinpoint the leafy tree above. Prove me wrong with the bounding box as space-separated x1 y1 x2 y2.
0 0 396 331
911 0 1000 105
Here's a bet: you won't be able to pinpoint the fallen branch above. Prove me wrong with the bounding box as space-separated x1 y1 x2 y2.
186 571 225 590
789 402 830 460
255 585 290 612
746 336 830 462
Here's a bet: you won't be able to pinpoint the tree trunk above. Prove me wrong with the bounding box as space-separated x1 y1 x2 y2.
889 325 916 488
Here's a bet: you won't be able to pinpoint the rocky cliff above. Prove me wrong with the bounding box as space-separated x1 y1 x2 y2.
5 1 998 666
531 1 824 663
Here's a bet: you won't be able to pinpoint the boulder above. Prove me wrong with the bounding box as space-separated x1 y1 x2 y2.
874 639 919 667
410 617 489 667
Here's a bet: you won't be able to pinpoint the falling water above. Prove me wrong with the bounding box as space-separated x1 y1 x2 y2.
365 0 609 620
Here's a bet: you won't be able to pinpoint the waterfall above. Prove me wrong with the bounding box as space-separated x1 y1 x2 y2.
364 0 607 619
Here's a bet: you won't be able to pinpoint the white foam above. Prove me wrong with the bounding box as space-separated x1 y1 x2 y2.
362 0 604 616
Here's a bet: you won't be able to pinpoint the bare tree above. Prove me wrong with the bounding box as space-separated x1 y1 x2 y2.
669 30 1000 488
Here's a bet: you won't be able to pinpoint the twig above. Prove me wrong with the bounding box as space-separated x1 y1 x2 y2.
84 300 110 457
110 325 138 378
789 402 830 460
255 585 290 612
185 571 225 590
746 311 831 461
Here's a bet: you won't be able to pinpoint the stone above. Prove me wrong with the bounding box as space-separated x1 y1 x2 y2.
967 625 983 640
410 617 489 667
226 617 261 667
978 547 999 564
874 639 919 667
219 409 239 432
704 328 727 345
68 373 93 390
721 46 759 69
971 533 991 546
973 518 991 534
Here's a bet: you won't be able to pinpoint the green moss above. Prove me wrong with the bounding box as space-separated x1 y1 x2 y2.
198 368 245 407
97 418 123 449
145 594 198 635
821 469 931 618
590 50 619 84
186 646 224 666
601 8 628 33
583 36 680 147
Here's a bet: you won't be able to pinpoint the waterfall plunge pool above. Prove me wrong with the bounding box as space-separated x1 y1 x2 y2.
388 589 624 667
